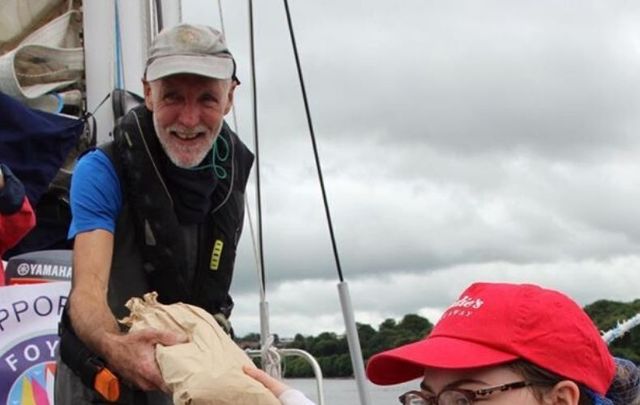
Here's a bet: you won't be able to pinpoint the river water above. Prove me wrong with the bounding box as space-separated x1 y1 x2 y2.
285 378 418 405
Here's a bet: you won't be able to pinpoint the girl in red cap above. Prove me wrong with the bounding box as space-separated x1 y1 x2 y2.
246 282 638 405
366 282 639 405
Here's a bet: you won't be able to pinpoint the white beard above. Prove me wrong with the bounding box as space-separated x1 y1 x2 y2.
153 117 223 168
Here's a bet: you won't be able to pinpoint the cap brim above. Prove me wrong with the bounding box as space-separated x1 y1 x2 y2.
366 336 519 385
145 54 234 81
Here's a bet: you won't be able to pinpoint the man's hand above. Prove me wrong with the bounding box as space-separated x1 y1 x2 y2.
103 328 187 392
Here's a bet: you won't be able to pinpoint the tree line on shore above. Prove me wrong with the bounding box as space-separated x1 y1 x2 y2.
238 298 640 378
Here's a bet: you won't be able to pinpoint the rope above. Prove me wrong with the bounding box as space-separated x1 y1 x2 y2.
282 0 345 282
261 334 283 379
181 134 229 179
212 135 229 179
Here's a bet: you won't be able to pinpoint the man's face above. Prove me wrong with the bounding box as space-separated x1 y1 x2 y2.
143 74 235 168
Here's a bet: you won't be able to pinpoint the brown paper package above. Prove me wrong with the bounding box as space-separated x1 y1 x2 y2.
120 292 281 405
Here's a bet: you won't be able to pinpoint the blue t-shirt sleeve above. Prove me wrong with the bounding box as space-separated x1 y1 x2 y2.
68 149 122 238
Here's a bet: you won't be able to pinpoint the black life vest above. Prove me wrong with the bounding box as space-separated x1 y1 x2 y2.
102 106 254 320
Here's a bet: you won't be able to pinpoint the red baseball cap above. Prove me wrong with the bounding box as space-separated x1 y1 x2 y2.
366 282 615 395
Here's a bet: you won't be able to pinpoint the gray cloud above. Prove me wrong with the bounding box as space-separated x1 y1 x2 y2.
182 0 640 335
225 0 640 158
230 259 640 336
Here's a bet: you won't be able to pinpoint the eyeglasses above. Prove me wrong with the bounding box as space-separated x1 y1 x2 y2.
398 381 532 405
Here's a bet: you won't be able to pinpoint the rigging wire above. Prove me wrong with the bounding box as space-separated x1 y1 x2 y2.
246 0 281 379
248 0 267 293
113 0 125 89
246 193 265 300
215 0 264 299
216 0 281 380
280 9 370 403
282 0 345 282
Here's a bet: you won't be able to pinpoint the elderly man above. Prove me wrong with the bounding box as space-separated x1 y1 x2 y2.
55 24 254 404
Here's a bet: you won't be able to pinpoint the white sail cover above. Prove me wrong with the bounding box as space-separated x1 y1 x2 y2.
0 7 83 112
0 0 64 45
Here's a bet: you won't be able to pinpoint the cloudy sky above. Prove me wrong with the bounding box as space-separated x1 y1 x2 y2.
182 0 640 337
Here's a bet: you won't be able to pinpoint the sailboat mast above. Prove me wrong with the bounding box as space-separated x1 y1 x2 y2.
82 0 181 143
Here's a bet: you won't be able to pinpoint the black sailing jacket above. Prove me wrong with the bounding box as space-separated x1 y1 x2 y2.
103 105 254 320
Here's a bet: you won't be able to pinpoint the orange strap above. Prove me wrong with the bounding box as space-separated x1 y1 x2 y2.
94 368 120 402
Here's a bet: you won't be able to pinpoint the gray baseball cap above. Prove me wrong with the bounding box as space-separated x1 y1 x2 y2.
145 23 236 82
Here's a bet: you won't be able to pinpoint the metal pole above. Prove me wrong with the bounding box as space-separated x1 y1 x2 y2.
338 281 372 405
